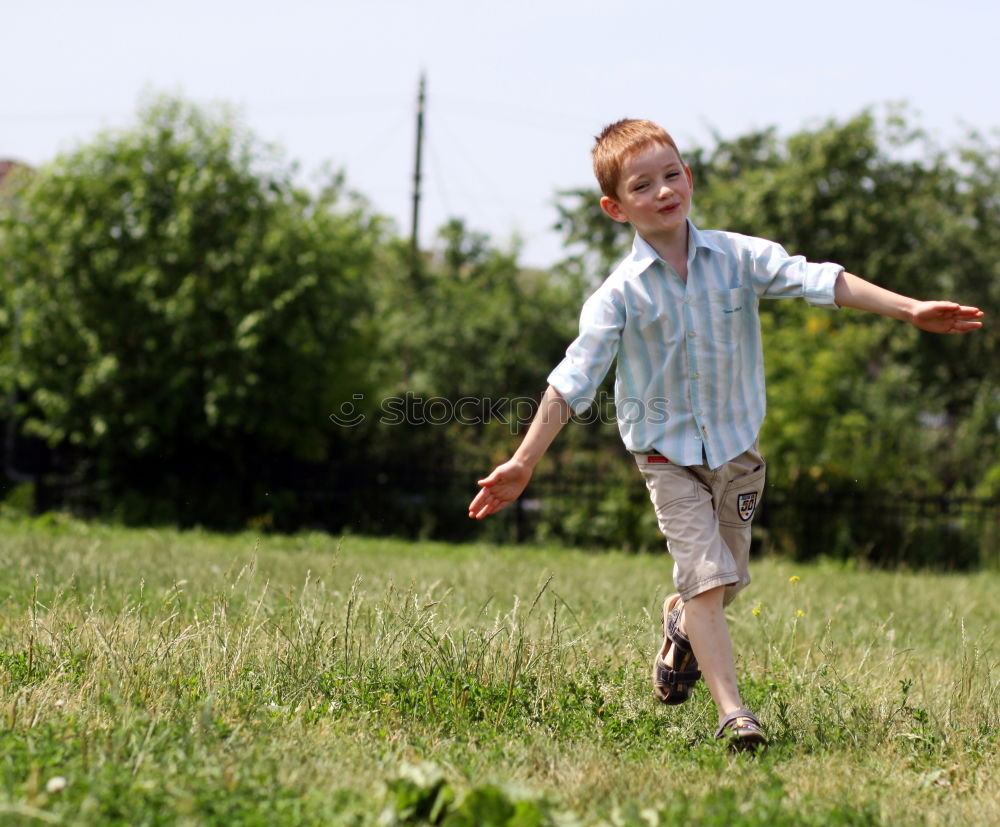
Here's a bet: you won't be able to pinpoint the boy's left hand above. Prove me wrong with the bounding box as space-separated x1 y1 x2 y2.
910 301 984 334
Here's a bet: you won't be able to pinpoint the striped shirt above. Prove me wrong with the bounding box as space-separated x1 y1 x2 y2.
547 221 843 469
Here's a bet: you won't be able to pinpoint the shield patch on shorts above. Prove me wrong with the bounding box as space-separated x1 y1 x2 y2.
737 492 757 522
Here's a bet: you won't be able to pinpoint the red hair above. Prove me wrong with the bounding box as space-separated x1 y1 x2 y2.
592 119 683 199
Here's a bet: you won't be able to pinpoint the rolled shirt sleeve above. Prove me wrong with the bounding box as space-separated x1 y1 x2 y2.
744 237 843 308
547 287 624 414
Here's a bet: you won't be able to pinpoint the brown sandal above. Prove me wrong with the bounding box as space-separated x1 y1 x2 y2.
652 594 701 705
715 708 767 752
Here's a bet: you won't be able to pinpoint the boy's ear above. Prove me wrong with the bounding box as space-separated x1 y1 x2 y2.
600 195 629 224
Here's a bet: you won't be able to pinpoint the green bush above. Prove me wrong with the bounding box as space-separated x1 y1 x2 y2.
0 96 384 524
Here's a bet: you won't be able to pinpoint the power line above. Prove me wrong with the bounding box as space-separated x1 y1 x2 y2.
424 129 454 220
429 106 510 219
432 93 599 134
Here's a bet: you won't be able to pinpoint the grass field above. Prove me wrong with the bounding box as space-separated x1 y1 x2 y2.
0 514 997 825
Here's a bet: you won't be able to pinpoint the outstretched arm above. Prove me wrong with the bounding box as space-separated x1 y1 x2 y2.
468 385 570 519
834 272 984 333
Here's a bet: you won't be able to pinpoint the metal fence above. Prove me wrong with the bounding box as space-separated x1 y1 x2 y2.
301 465 999 568
464 470 1000 569
3 449 998 568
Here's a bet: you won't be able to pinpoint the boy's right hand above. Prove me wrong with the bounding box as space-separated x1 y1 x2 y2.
468 459 533 519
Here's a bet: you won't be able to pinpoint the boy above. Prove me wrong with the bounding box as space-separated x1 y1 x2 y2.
467 119 984 750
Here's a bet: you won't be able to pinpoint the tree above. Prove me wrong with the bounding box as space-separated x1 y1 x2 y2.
395 218 578 403
320 218 593 540
0 96 384 523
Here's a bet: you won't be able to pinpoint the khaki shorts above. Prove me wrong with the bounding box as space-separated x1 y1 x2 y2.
634 444 766 605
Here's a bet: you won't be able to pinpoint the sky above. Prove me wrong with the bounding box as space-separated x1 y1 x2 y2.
4 0 1000 269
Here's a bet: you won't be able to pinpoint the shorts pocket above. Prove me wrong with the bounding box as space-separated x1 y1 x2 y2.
636 457 699 512
649 478 699 513
718 464 766 527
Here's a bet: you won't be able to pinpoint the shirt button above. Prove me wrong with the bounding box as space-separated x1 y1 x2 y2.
690 373 699 379
687 331 696 338
696 409 703 416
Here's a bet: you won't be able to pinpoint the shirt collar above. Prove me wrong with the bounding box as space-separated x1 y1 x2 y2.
687 221 725 256
622 220 725 279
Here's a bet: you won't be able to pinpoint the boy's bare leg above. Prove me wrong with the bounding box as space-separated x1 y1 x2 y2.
680 585 744 720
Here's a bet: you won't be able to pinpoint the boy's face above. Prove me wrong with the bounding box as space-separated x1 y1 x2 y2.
600 142 693 244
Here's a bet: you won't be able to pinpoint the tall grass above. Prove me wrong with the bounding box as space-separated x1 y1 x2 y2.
0 514 997 825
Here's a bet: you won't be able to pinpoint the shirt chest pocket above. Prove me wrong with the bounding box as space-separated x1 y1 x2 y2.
706 287 751 345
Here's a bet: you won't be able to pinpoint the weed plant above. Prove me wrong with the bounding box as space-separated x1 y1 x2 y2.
0 514 996 824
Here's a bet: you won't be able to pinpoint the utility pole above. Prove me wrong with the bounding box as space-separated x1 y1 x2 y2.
409 71 426 283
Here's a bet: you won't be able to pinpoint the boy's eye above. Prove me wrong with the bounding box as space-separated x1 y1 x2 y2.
633 183 648 191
